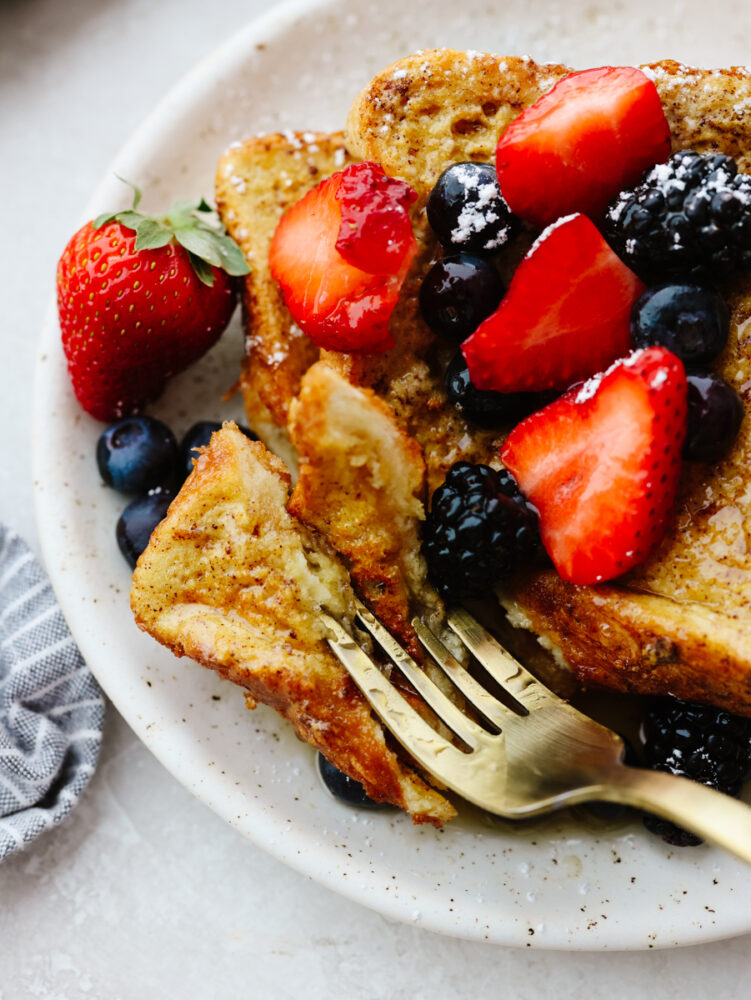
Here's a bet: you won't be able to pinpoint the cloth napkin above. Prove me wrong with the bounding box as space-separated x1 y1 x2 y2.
0 525 104 860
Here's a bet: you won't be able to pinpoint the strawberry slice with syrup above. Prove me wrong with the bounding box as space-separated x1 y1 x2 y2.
462 213 645 393
269 161 417 352
496 66 671 228
501 347 687 586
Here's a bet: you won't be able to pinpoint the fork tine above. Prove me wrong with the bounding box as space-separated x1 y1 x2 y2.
321 612 468 776
447 607 563 712
352 600 488 747
411 618 515 730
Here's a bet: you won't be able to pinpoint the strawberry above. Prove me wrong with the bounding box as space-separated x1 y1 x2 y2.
57 183 248 421
501 347 688 586
496 66 671 228
462 214 645 393
269 162 417 352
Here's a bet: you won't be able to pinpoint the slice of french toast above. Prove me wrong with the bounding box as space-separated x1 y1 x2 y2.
345 51 751 714
130 423 455 825
346 52 751 194
287 360 442 660
215 131 352 455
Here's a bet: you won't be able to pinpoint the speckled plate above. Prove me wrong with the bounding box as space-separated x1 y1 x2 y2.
32 0 751 949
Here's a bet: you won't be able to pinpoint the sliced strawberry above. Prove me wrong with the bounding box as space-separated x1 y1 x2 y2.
269 162 417 353
501 347 687 586
462 214 645 393
335 161 417 273
496 66 671 228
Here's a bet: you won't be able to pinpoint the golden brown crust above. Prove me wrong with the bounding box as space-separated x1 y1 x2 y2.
505 571 751 714
215 132 352 433
130 424 455 825
287 361 442 658
346 51 570 203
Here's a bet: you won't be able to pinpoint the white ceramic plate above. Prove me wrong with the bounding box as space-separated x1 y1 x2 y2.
33 0 751 950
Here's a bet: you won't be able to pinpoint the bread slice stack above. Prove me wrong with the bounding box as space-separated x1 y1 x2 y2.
132 50 751 826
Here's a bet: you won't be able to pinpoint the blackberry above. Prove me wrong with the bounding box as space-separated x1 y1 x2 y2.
423 462 539 600
641 698 751 846
426 162 518 255
605 150 751 282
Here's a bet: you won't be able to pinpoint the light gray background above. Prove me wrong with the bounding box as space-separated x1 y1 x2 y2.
2 0 750 996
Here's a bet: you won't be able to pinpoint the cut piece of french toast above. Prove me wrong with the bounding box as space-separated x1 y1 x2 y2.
287 361 442 660
343 50 751 713
130 423 455 825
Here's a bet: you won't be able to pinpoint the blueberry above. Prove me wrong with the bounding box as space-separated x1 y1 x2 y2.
419 253 504 341
427 162 517 254
683 371 744 463
97 416 179 494
116 487 175 569
630 284 729 366
317 753 387 809
445 352 553 428
179 421 258 479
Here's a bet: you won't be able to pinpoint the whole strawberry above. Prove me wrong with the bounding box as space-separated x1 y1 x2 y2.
57 183 249 421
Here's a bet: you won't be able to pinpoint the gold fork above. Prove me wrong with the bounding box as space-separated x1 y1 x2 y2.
322 599 751 863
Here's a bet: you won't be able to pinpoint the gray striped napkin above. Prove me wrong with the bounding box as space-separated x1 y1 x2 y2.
0 525 104 860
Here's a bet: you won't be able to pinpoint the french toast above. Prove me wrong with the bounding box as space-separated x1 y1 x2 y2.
345 51 751 713
130 423 455 825
215 50 751 714
287 360 443 660
134 50 751 827
215 131 352 455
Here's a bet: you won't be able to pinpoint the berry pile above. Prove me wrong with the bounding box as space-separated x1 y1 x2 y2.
641 699 751 846
411 68 750 599
97 416 256 569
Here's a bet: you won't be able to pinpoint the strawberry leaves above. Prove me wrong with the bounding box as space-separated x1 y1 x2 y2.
93 179 249 286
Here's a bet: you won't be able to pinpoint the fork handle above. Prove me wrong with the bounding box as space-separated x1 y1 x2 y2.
597 764 751 863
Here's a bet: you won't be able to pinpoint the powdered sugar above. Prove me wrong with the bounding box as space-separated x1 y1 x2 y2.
281 129 303 150
528 214 578 255
574 350 646 404
448 166 504 246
